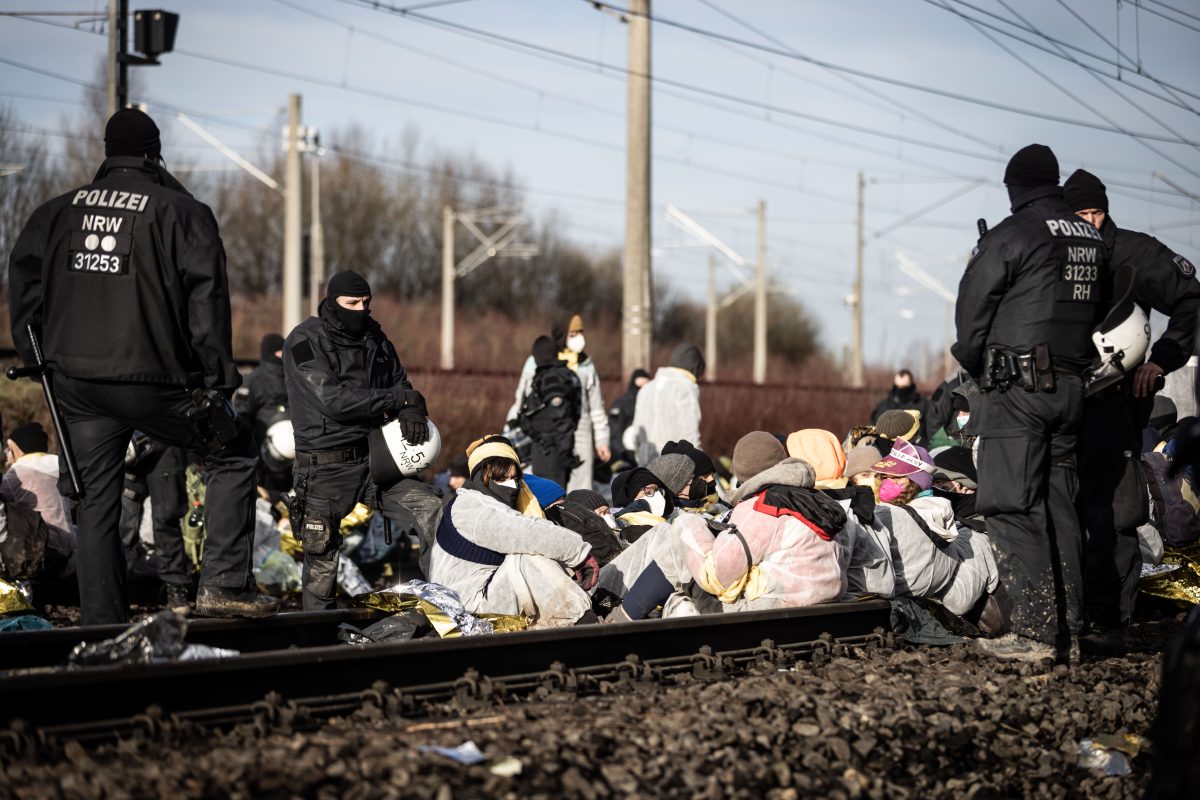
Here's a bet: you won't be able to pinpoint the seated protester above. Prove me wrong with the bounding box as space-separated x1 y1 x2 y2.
874 409 923 449
662 440 728 517
1142 422 1200 548
2 422 75 544
609 454 692 540
434 454 470 497
566 489 610 521
930 446 984 532
0 421 75 583
871 439 1004 633
844 444 884 502
1143 395 1179 455
928 380 980 451
428 435 597 627
787 429 893 599
672 431 847 613
524 474 567 512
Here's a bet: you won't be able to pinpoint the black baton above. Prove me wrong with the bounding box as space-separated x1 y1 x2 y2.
976 218 988 240
5 324 84 498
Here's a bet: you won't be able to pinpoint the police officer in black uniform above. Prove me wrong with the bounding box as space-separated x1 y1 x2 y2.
284 270 443 609
1063 169 1200 655
234 332 292 491
953 144 1108 662
7 109 278 625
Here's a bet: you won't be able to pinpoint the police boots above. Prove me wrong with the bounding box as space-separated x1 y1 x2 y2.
194 580 280 619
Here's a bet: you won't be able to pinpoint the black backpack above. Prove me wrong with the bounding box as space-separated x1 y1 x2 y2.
519 367 581 439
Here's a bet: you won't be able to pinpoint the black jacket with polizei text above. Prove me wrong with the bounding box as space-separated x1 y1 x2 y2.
952 186 1109 379
7 157 239 391
1101 214 1200 375
283 299 414 451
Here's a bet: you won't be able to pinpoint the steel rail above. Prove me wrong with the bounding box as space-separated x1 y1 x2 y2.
0 600 890 736
0 609 388 672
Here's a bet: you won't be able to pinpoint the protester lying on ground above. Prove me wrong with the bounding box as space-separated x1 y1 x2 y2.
787 429 893 599
428 435 597 627
870 439 1005 634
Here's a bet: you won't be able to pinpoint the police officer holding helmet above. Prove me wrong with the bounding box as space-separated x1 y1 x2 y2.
284 270 443 609
1063 169 1200 656
953 144 1108 663
7 108 278 625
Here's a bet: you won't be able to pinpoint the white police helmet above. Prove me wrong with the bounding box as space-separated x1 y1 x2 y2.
1086 280 1150 396
368 418 441 486
266 419 296 461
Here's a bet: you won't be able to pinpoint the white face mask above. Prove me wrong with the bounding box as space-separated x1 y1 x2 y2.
601 512 618 529
957 414 970 429
566 334 586 353
493 478 518 490
646 490 667 517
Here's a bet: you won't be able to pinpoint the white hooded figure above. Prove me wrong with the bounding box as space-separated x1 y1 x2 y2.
623 344 705 466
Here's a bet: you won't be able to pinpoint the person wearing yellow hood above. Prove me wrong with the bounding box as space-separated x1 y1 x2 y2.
428 435 599 627
507 315 611 492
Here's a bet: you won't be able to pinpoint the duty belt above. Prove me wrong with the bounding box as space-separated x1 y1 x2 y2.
296 442 368 466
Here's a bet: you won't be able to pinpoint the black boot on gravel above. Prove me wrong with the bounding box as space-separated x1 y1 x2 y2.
1079 627 1126 657
195 582 280 619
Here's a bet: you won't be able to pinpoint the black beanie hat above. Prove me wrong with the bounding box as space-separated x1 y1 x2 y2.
1003 144 1059 187
104 108 161 158
668 343 706 380
260 333 285 364
531 335 559 367
1063 169 1109 212
8 422 49 454
326 270 371 300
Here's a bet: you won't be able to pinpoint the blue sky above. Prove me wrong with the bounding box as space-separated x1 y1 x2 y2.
3 0 1198 373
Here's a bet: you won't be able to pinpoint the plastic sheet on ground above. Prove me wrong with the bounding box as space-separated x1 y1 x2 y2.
888 597 967 646
0 614 52 632
1077 739 1132 776
0 578 32 615
355 580 529 638
255 549 302 596
340 502 373 535
338 609 432 644
1139 542 1200 605
178 644 240 661
418 740 487 765
337 553 372 598
68 610 188 667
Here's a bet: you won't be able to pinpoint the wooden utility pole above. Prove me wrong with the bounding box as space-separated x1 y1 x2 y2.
441 206 456 371
622 0 653 376
705 255 718 382
282 93 303 335
753 199 767 385
851 171 865 387
309 151 324 317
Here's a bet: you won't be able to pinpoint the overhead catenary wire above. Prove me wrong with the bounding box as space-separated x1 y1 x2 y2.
577 0 1200 142
1139 0 1200 34
930 0 1200 185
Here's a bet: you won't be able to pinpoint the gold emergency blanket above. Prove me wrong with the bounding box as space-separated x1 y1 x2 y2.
1139 542 1200 605
0 578 33 615
355 592 529 638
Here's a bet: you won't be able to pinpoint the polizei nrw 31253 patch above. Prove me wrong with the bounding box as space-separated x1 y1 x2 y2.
66 209 135 275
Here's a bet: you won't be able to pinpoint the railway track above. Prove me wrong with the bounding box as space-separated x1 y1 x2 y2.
0 599 891 754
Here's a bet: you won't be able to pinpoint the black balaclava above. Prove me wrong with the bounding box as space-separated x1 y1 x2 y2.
326 270 372 337
104 108 162 159
1003 144 1059 209
260 333 285 365
1063 169 1109 213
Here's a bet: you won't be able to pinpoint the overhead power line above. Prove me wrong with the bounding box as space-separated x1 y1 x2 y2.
1140 0 1200 34
579 0 1200 143
1146 1 1200 25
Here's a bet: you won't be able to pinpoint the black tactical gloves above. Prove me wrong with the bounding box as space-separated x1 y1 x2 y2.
394 388 430 445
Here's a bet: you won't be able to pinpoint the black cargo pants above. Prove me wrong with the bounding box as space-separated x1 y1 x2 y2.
293 451 442 611
975 374 1085 653
1077 390 1152 631
55 375 257 626
118 443 189 584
